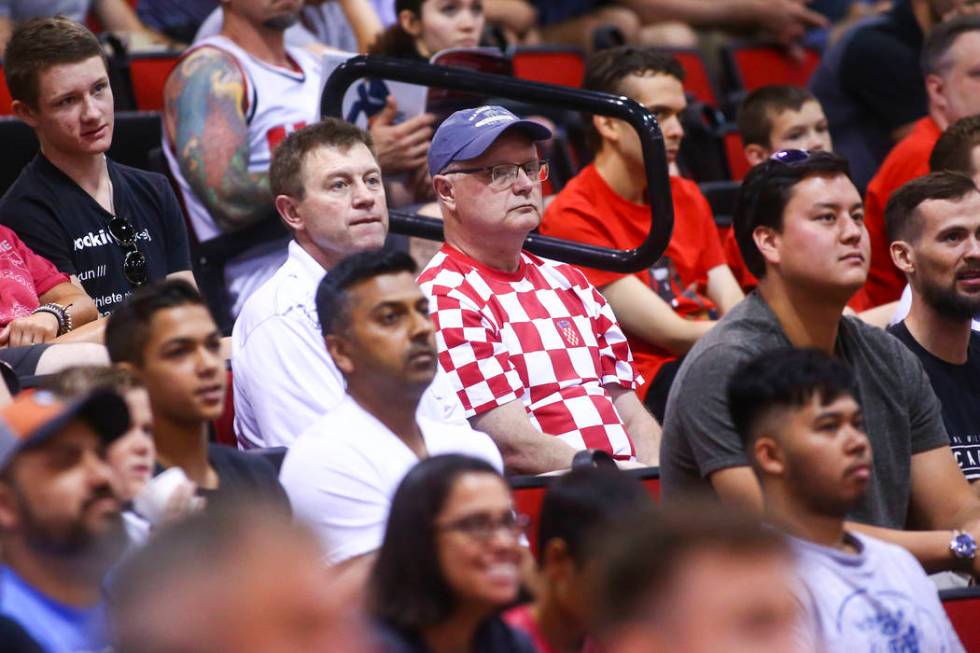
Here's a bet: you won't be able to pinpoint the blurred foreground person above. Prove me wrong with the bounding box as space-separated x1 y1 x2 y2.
369 454 537 653
0 390 130 653
593 500 811 653
504 466 652 653
112 502 370 653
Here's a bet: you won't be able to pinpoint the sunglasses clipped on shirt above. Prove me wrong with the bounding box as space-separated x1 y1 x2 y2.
107 215 148 287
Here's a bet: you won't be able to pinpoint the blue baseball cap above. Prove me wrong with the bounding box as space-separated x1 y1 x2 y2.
428 105 552 176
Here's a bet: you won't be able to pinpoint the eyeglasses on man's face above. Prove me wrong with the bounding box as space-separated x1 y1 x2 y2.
444 159 549 190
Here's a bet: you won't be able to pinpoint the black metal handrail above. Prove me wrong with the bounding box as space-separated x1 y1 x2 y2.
321 55 673 273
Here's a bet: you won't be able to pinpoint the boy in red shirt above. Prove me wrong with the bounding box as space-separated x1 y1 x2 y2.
540 48 742 420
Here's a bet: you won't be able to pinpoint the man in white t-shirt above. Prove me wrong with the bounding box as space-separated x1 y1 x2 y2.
280 249 501 576
730 347 964 652
232 118 463 450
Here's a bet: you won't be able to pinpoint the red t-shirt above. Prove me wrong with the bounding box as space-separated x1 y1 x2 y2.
0 225 68 327
503 604 601 653
722 228 757 291
540 165 726 398
855 116 941 310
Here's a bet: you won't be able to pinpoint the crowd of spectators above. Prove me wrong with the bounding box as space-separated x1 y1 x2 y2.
3 1 980 652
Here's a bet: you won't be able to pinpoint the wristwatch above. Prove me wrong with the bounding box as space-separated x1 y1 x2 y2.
950 530 977 562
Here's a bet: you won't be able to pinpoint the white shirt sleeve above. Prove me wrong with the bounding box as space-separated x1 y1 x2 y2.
233 314 345 448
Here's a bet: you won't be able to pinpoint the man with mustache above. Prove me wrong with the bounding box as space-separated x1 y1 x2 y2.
0 389 131 652
886 172 980 483
731 347 963 651
280 249 501 578
233 118 463 450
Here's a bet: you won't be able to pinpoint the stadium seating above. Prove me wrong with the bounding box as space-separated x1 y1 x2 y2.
940 587 980 650
511 46 586 88
654 47 719 107
510 467 660 555
129 53 180 112
722 43 821 93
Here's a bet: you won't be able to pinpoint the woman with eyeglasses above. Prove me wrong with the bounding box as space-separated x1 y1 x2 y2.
370 454 537 653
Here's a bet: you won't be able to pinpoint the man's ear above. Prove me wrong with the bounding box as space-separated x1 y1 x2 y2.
325 334 354 376
398 9 422 37
114 360 143 379
0 481 20 531
753 225 781 269
432 175 456 211
925 73 949 124
592 114 620 145
890 240 915 275
744 144 770 168
11 100 37 129
754 436 785 476
274 195 303 233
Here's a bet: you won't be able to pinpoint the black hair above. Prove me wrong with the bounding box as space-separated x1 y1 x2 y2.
369 454 502 630
368 0 425 58
537 466 650 567
733 151 851 279
921 14 980 77
105 280 207 365
929 114 980 175
737 85 818 148
728 347 857 454
885 171 979 243
315 249 418 337
582 47 685 154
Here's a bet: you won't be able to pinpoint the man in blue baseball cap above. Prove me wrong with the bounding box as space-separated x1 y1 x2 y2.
417 105 661 474
0 390 130 653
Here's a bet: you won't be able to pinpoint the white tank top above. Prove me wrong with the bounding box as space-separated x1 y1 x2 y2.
164 35 323 242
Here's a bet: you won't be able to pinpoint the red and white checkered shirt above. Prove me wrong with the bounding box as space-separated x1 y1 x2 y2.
417 245 642 458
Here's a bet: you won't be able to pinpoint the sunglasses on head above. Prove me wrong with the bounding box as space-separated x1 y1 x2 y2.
107 215 148 287
769 149 812 165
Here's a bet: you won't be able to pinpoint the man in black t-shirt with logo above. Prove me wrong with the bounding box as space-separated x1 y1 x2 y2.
886 171 980 481
0 17 192 316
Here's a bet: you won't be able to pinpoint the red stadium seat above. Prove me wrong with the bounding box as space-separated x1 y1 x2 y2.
511 46 585 88
654 47 719 106
941 587 980 651
129 53 179 112
723 43 821 92
212 368 237 447
510 467 660 557
722 127 752 181
0 67 13 115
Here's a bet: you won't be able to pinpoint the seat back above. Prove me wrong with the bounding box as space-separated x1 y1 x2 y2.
129 53 180 112
724 43 821 93
510 467 660 557
941 587 980 650
655 47 719 106
0 66 13 116
722 127 752 181
212 368 237 447
511 46 585 88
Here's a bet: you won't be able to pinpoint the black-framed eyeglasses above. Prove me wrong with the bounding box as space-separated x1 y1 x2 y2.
769 149 812 165
443 159 549 190
437 510 530 542
108 216 148 287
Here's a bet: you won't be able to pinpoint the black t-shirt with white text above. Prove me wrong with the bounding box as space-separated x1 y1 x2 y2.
889 321 980 481
0 154 191 315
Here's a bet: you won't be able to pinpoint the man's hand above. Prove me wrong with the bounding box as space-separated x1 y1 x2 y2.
732 0 828 46
369 96 436 175
0 313 60 347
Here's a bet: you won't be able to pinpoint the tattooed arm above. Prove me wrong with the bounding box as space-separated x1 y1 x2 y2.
163 47 278 233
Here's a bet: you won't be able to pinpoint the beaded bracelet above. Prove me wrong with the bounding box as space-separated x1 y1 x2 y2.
31 303 73 336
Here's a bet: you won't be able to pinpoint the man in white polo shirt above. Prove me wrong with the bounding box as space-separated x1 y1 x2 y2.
232 119 462 450
280 249 501 574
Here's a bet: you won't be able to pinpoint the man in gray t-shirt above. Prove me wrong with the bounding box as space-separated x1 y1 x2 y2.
727 348 963 651
661 150 980 574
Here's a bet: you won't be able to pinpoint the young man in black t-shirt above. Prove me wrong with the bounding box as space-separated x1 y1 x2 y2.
0 17 192 316
105 279 289 511
886 171 980 482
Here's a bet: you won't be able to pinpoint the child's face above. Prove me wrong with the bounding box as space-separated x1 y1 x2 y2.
768 100 832 154
106 388 156 502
